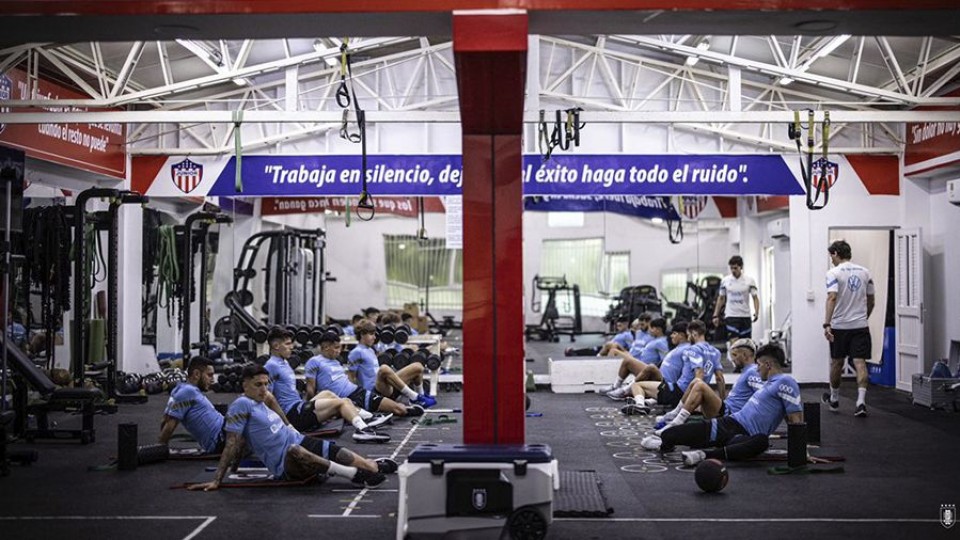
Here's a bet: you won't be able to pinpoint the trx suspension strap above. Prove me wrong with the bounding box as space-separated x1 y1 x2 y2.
336 38 374 221
790 110 833 210
417 197 427 241
233 110 244 193
538 108 585 161
666 197 684 244
157 225 180 327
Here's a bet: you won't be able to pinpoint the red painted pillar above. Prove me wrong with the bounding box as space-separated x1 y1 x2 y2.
454 12 527 445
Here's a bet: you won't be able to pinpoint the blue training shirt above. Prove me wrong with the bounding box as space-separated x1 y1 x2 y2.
305 355 359 398
628 330 652 357
731 373 803 436
612 330 634 350
722 364 764 415
225 396 303 479
347 343 379 391
164 383 224 454
343 325 355 337
676 341 723 392
638 335 669 367
659 342 690 386
264 356 303 414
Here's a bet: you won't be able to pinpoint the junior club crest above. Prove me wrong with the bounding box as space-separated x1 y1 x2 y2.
171 158 203 194
811 158 839 191
471 488 488 511
942 504 956 529
680 196 708 220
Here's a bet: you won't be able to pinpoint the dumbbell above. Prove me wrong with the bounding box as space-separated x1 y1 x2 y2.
425 353 442 371
252 326 268 344
326 324 344 337
393 349 412 370
211 382 222 393
379 325 396 345
394 324 412 345
254 354 270 366
378 349 397 366
310 326 325 344
295 326 311 345
410 349 428 367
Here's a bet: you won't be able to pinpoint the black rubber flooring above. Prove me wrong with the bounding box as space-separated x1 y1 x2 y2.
2 334 958 539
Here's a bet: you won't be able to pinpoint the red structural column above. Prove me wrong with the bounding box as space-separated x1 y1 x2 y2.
454 12 527 445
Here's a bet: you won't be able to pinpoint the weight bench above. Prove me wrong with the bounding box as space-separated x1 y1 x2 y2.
5 338 102 444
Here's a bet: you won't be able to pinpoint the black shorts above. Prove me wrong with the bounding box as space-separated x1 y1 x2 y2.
712 416 750 445
724 317 753 339
298 435 340 462
657 381 684 407
286 402 322 433
829 327 872 360
717 401 728 417
347 387 385 412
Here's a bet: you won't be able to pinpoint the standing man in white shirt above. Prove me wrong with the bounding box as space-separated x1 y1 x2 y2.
822 240 875 418
712 256 760 373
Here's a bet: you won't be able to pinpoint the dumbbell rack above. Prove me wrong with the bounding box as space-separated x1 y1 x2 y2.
340 334 444 395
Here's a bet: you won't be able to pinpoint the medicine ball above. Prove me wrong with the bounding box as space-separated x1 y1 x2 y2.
694 458 728 493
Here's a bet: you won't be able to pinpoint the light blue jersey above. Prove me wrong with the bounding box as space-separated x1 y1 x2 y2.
305 355 359 398
164 383 224 454
731 373 803 436
264 356 302 414
677 341 723 392
638 335 669 367
612 330 634 350
628 330 652 357
722 364 763 415
659 342 690 387
225 396 303 479
343 325 355 337
347 343 379 391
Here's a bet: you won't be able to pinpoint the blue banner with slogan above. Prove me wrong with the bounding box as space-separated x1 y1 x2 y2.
207 154 802 197
524 196 681 221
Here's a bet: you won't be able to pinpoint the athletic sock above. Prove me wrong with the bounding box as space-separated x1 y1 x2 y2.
401 386 418 400
830 387 840 402
857 387 866 406
326 462 358 479
351 417 369 431
357 409 374 420
668 408 691 427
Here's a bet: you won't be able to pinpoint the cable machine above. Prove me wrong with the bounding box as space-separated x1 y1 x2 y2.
179 211 232 363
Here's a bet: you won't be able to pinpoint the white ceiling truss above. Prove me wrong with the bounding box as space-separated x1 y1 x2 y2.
2 34 959 158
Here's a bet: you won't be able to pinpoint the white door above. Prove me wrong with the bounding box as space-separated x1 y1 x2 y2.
895 229 924 391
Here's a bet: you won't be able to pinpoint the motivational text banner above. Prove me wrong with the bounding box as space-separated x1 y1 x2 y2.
524 196 680 221
194 154 803 197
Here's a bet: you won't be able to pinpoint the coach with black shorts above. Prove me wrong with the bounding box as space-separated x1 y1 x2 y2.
822 240 875 418
713 256 759 372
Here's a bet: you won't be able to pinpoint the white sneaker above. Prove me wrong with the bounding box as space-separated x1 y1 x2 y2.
365 413 394 430
640 435 662 451
644 398 659 407
606 386 630 400
682 450 706 467
596 383 618 394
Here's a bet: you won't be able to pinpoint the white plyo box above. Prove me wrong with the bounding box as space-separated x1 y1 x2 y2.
548 356 621 393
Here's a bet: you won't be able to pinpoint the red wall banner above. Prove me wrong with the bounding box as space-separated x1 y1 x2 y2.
0 68 126 179
904 88 960 176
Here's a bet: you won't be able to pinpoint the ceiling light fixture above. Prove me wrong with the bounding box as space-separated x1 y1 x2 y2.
684 38 711 67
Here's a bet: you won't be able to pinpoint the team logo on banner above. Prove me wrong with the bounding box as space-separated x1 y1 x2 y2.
471 488 488 510
811 158 839 191
680 196 708 220
171 158 203 194
0 74 12 135
942 504 956 529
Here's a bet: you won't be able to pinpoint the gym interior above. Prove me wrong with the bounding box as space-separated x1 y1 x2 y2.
1 3 960 539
